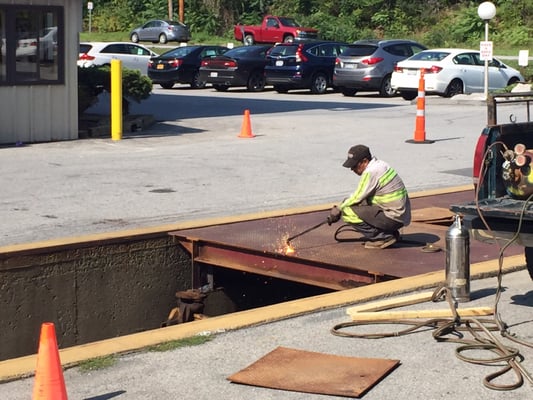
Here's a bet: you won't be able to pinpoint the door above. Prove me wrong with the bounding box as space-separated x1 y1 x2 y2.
487 58 512 90
453 52 483 92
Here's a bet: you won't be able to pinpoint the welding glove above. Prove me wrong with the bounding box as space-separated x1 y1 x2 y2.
327 206 341 225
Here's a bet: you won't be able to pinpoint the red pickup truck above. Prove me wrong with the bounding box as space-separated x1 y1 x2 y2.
234 15 318 46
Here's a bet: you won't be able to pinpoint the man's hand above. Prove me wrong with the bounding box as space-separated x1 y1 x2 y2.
327 205 341 225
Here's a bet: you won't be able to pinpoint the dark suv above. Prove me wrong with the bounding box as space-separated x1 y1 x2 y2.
333 39 426 97
264 41 350 94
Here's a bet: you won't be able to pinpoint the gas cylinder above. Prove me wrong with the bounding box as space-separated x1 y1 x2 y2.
445 215 470 302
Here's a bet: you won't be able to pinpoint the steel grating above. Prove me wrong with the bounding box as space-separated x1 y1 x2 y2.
170 189 523 289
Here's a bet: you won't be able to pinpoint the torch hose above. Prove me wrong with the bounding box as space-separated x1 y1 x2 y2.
286 220 328 244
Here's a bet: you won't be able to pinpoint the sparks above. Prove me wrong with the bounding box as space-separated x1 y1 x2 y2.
284 244 295 255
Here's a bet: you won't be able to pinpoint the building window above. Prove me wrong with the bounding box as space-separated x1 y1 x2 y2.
0 5 63 86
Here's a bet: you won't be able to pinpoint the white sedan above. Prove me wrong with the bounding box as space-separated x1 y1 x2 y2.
78 42 158 75
391 48 524 100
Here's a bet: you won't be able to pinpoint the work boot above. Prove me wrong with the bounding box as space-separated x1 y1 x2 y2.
364 236 397 249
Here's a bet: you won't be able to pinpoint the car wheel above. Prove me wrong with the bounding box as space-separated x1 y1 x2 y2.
507 77 520 86
379 74 395 97
341 88 357 97
243 34 254 46
274 85 289 93
444 79 463 97
130 33 139 43
283 35 294 43
400 90 417 101
213 84 229 92
525 247 533 280
191 70 206 89
159 34 168 44
310 73 328 94
247 71 265 92
160 82 174 89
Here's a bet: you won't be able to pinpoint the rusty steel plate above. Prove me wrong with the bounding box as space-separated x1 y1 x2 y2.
228 346 400 398
170 190 523 287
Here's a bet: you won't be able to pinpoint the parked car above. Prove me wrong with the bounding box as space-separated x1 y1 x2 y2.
234 15 318 45
130 20 191 44
78 42 158 75
333 39 427 97
264 41 350 94
198 45 272 92
148 45 228 89
391 48 524 100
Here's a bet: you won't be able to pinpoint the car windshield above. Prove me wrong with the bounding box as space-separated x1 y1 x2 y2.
161 46 197 57
79 44 92 53
409 51 450 62
224 47 253 57
278 17 300 27
342 45 378 57
268 45 298 57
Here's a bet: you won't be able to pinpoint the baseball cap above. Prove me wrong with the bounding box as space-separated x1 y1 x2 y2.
342 145 371 168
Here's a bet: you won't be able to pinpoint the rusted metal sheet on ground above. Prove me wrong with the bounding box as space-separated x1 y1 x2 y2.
227 346 400 398
170 189 523 289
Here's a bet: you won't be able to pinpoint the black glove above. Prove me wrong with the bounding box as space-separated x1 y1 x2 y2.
327 205 341 225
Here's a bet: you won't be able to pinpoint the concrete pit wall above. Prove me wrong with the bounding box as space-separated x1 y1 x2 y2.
0 233 191 361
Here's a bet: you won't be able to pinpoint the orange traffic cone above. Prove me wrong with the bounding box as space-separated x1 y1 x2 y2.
32 322 68 400
238 109 255 138
406 69 434 144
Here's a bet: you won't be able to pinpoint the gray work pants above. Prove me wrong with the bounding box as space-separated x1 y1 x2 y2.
348 205 403 240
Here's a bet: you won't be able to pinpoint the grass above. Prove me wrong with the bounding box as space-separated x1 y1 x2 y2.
75 334 214 373
80 31 237 48
146 334 213 352
77 355 117 372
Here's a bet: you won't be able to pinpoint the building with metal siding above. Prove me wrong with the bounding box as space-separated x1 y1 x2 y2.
0 1 82 145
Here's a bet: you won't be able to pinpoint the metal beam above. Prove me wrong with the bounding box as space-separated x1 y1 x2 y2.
175 238 392 291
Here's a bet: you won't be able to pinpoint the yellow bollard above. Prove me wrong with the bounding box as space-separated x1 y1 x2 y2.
111 59 123 141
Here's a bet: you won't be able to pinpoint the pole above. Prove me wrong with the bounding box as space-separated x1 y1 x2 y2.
87 2 93 34
483 20 489 100
111 59 123 141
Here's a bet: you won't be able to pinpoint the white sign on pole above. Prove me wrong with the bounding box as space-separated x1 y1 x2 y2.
88 2 93 10
518 50 529 67
479 41 493 61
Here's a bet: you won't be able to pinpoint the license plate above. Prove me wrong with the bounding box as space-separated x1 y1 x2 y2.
210 72 218 77
275 60 284 66
345 63 357 69
156 64 164 70
407 69 417 75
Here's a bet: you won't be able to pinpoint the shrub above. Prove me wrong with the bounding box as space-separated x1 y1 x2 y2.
78 66 152 115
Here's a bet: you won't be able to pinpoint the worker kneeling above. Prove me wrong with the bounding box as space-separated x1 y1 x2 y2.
328 144 411 249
